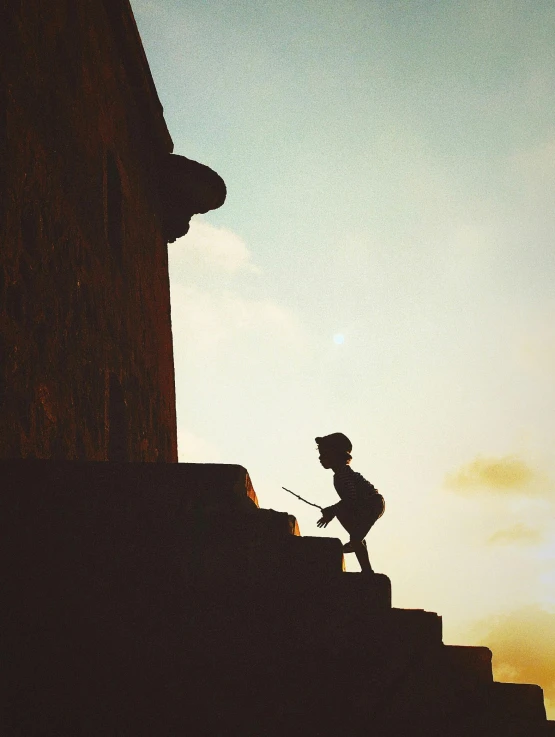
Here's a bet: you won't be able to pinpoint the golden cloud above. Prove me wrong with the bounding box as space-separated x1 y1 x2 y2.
445 455 541 495
487 524 543 546
474 606 555 718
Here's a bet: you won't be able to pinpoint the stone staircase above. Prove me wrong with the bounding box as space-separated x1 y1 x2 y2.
0 459 553 736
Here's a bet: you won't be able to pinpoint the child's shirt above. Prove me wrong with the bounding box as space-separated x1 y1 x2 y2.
333 465 379 510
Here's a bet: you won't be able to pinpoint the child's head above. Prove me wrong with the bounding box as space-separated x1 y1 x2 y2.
315 433 352 468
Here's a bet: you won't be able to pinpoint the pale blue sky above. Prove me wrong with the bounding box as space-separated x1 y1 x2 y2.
134 0 555 708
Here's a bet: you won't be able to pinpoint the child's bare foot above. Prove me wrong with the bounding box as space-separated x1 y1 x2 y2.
342 540 367 554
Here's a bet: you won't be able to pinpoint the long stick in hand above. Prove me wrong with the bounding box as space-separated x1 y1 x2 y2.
281 487 323 510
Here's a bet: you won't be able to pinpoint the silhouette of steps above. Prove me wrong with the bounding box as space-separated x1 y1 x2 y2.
271 534 345 575
199 527 345 579
182 510 342 584
461 717 555 737
490 682 546 721
390 607 443 647
256 506 300 535
451 705 555 737
0 458 261 513
368 646 552 737
458 682 553 737
491 722 555 737
443 644 493 684
470 683 552 737
1 459 553 736
250 605 442 736
302 569 392 611
173 598 445 737
190 510 299 554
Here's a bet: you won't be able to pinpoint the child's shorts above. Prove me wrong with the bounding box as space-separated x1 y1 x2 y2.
336 494 384 541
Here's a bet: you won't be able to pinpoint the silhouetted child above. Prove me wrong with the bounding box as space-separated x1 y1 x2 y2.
315 433 384 574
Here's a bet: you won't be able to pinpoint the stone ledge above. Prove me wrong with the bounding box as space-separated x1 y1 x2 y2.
489 682 547 722
443 644 493 685
0 459 259 512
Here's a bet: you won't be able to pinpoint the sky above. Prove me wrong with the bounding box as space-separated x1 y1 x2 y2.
133 0 555 714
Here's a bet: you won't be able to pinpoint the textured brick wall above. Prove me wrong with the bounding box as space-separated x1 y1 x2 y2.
0 0 178 460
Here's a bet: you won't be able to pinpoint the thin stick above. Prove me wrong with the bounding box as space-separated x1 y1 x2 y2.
281 487 323 510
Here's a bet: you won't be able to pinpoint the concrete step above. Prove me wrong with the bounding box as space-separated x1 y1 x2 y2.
326 570 392 610
488 682 547 721
0 458 261 514
274 534 345 576
188 530 344 583
443 645 493 685
359 635 500 736
252 507 300 536
190 507 299 547
223 568 391 612
364 645 549 736
496 721 555 737
451 717 555 737
389 607 443 648
534 723 555 736
182 584 435 677
447 682 550 737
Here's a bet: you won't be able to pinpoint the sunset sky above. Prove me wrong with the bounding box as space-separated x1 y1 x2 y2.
133 0 555 713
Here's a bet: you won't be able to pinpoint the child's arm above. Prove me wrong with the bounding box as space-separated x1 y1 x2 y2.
316 502 341 528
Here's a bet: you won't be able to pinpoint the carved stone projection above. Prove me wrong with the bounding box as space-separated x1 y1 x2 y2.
161 154 227 242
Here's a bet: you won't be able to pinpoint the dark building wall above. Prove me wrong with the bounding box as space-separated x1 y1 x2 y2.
0 0 178 461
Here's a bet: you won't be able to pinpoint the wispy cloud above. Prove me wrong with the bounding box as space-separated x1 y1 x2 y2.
169 218 260 278
177 429 220 463
473 606 555 718
171 284 303 354
169 219 305 357
445 455 546 495
487 524 543 546
518 306 555 378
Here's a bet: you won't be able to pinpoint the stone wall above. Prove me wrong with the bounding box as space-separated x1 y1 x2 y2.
0 0 178 460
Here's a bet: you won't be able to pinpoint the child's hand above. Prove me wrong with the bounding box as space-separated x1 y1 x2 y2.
317 507 336 528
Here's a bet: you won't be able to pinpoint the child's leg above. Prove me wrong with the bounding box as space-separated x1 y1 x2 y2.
335 507 375 573
352 540 373 573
